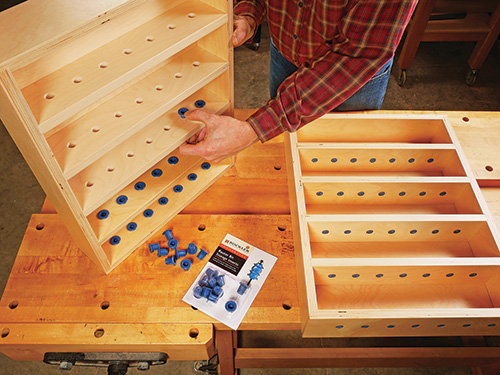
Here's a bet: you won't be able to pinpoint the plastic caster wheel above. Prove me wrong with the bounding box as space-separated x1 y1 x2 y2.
397 69 407 87
465 69 478 86
246 42 260 51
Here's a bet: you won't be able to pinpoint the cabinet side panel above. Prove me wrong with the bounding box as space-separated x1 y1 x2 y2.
284 132 317 332
0 70 109 272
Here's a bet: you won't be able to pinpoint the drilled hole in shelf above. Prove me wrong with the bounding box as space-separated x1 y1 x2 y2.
99 62 108 68
146 36 155 42
100 301 110 310
198 224 206 231
114 111 123 118
86 181 94 188
91 127 100 133
8 301 18 309
168 24 176 29
145 139 153 144
1 328 9 338
44 92 55 100
282 301 292 310
72 76 83 84
274 164 282 171
188 13 196 18
189 328 199 338
486 165 494 172
135 98 144 104
192 61 201 67
67 142 77 149
164 125 171 131
277 224 286 231
127 152 135 158
36 223 45 230
155 85 163 91
94 328 105 338
107 166 115 173
462 117 470 122
174 73 183 78
123 48 133 55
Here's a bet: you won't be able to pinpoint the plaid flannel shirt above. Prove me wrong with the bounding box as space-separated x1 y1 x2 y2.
234 0 418 142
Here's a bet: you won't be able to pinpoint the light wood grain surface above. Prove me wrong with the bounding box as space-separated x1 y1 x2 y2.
0 109 499 358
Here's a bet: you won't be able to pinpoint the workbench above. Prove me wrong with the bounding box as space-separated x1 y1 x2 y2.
2 109 500 374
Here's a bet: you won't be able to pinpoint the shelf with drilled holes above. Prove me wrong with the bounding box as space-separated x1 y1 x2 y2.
298 146 465 177
309 261 500 337
285 114 500 337
64 80 229 215
14 0 227 130
45 35 228 180
99 156 231 268
88 148 208 243
307 216 498 258
302 179 482 215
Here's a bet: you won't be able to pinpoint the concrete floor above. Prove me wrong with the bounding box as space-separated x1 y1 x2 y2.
1 13 500 375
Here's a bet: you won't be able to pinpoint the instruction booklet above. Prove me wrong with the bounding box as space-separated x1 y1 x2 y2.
182 234 277 330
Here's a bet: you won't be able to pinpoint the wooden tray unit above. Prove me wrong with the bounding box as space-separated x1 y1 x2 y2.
285 114 500 337
0 0 234 273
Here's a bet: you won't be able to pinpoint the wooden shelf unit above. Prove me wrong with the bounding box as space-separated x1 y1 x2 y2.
285 114 500 337
0 0 234 273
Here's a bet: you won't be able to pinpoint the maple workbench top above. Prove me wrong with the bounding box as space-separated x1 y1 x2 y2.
0 109 499 361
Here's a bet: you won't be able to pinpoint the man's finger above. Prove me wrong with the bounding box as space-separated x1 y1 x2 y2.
232 28 247 47
179 142 205 156
185 109 212 124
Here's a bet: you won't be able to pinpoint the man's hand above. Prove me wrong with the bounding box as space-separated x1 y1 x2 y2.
179 110 259 162
232 15 256 47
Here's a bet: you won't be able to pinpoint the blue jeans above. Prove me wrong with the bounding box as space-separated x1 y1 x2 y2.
269 40 393 111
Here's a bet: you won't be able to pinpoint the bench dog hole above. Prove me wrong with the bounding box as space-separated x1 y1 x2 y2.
8 301 18 310
1 328 9 338
282 301 292 310
189 328 199 338
94 328 105 338
100 301 110 310
277 224 286 232
198 224 206 231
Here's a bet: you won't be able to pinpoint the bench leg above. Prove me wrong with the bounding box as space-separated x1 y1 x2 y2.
216 330 237 375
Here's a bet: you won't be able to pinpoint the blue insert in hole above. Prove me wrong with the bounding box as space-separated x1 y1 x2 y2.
151 168 163 177
178 107 189 118
97 209 109 220
134 181 146 191
109 236 121 245
116 195 128 205
168 156 179 165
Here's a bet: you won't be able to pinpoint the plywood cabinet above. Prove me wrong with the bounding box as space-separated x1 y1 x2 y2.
0 0 234 273
285 114 500 337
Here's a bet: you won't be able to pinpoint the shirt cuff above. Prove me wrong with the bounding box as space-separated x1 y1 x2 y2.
246 100 288 143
